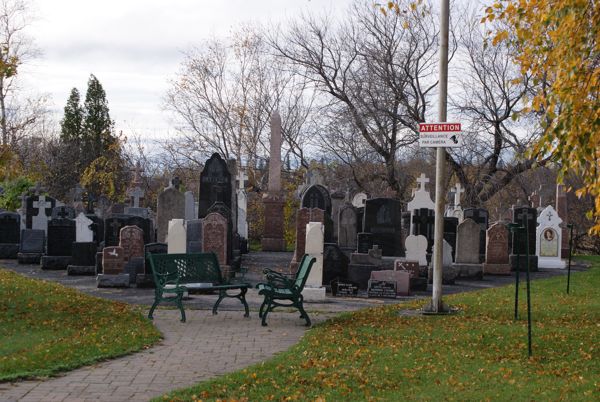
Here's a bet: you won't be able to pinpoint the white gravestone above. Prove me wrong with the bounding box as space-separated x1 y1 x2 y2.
302 222 326 301
75 212 94 243
352 192 368 208
167 219 187 254
407 174 435 233
32 196 52 234
536 205 565 268
405 234 428 267
236 170 248 238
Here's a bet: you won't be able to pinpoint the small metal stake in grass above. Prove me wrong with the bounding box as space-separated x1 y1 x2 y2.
508 223 523 321
566 223 574 294
524 216 533 357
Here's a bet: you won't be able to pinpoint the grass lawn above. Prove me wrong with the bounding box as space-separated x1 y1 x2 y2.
162 257 600 401
0 268 161 381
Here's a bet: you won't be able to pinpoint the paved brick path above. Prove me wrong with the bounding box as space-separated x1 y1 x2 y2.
0 309 335 402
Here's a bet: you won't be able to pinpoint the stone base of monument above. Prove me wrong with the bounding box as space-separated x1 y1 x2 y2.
0 244 19 259
124 257 145 284
67 265 96 275
135 273 156 288
410 277 428 291
452 263 484 279
17 252 42 264
97 274 130 288
302 285 327 302
510 255 539 272
261 237 286 252
483 263 512 275
427 265 458 285
41 255 72 270
347 264 383 290
538 257 566 269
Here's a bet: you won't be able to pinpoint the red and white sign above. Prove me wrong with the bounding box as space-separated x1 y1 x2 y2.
419 122 462 148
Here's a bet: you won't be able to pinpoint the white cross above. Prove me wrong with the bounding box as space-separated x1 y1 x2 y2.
453 182 464 207
237 170 248 190
33 196 52 212
416 173 429 192
127 186 145 207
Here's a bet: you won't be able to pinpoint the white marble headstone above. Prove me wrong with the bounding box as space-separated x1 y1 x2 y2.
237 189 248 238
407 174 435 233
302 222 326 301
536 205 565 268
75 212 94 243
167 219 187 254
32 195 52 234
352 192 368 208
405 234 428 266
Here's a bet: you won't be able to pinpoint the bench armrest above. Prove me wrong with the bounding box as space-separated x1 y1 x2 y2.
263 270 295 289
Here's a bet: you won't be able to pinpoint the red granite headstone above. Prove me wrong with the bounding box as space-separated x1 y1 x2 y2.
119 225 144 262
202 212 227 265
102 246 125 274
483 222 511 275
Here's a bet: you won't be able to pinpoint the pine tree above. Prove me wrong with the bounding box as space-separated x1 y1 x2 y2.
59 88 83 142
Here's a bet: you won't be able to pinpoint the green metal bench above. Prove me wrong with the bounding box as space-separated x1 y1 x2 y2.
256 254 316 327
147 252 250 322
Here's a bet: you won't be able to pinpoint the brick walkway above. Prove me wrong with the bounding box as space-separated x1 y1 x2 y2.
0 309 335 402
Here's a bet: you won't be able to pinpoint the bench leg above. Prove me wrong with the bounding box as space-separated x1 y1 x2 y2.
213 290 226 315
176 293 186 323
261 298 274 327
148 290 162 320
258 299 267 318
296 297 311 327
239 288 250 317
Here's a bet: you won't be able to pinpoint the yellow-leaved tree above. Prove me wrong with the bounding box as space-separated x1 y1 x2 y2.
486 0 599 233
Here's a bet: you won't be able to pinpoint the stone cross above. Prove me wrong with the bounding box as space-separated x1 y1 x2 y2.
236 170 248 190
33 196 52 212
416 173 429 192
453 182 464 207
171 177 181 190
127 187 145 208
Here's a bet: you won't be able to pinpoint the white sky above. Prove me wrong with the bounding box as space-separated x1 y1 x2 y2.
21 0 352 142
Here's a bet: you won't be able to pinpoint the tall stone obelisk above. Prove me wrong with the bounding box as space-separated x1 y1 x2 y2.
261 111 286 251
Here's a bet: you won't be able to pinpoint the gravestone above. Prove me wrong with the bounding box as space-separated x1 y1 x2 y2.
186 219 203 253
323 243 349 286
369 270 410 296
303 222 326 301
261 116 286 251
347 245 387 290
337 204 357 250
236 170 248 239
67 242 97 275
363 198 404 257
351 192 367 208
17 229 45 264
411 208 435 254
443 216 459 260
463 208 489 263
202 212 228 265
42 218 75 269
510 206 539 271
98 246 129 288
446 182 465 220
452 218 483 279
330 191 345 242
536 205 566 268
290 208 324 272
137 242 168 288
29 195 57 234
51 206 75 220
184 191 196 221
483 222 511 275
119 225 145 284
198 153 232 218
404 235 428 267
104 214 152 247
156 183 185 243
75 212 94 243
356 232 373 254
394 260 427 290
207 201 235 266
167 219 187 254
301 184 332 216
0 212 20 258
407 173 435 234
428 239 458 284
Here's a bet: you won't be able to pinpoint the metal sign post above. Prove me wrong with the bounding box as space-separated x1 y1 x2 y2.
508 223 523 321
566 223 574 294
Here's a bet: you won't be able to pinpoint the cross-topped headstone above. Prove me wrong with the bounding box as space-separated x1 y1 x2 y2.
127 187 145 208
29 183 44 196
236 170 248 190
416 173 429 192
132 162 143 185
453 182 464 207
171 176 181 190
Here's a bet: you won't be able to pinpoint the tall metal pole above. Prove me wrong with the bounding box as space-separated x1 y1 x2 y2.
430 0 450 313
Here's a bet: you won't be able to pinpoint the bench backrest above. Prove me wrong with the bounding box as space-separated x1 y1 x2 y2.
147 252 223 285
294 254 316 291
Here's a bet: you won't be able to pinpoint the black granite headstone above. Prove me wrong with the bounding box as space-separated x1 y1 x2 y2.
0 212 20 244
24 195 57 229
411 208 435 253
198 153 232 219
356 232 373 254
323 243 349 286
443 216 459 260
47 218 76 256
363 198 404 256
51 206 76 220
301 185 332 216
19 229 45 253
71 242 97 266
512 207 536 255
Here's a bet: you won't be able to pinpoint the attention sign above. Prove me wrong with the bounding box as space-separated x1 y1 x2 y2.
419 122 462 148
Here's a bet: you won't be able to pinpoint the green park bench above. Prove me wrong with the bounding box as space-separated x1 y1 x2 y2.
147 252 250 322
256 254 316 327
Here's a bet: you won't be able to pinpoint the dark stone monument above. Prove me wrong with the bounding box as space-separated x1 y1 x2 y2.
323 243 349 286
67 242 97 275
51 206 76 220
362 198 404 257
104 214 153 247
0 212 20 258
510 206 539 271
42 218 75 269
198 153 232 219
356 232 373 254
186 219 203 253
463 207 489 263
411 208 435 254
443 216 459 261
301 184 332 216
137 242 168 288
17 229 45 264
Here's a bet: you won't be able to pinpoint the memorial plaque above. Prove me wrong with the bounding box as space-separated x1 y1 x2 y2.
367 280 397 298
331 280 359 297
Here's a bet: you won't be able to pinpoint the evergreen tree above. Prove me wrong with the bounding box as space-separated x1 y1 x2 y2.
82 74 115 162
59 88 83 142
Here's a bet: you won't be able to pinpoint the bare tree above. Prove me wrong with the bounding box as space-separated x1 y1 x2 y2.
269 1 444 196
448 9 550 206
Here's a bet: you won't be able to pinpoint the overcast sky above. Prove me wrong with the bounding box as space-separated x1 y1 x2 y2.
21 0 352 142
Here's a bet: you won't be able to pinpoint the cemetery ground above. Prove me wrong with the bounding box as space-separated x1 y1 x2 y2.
0 254 597 401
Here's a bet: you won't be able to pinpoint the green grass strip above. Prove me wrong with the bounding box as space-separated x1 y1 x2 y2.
161 257 600 401
0 268 161 381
